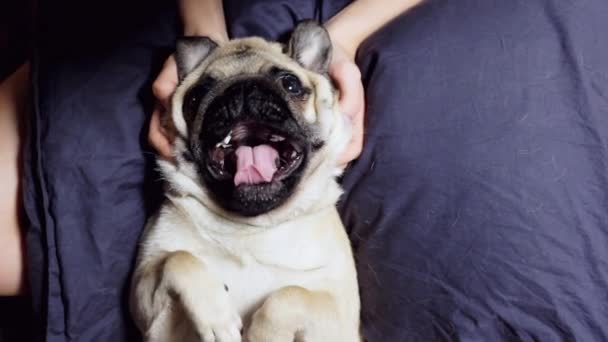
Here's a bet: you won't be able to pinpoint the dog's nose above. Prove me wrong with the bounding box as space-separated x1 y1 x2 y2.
222 78 291 123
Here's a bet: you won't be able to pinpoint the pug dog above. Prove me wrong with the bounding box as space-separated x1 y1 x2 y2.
130 21 360 342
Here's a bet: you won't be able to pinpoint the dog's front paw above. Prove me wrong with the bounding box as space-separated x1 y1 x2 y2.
142 251 243 342
193 306 242 342
246 286 352 342
181 284 242 342
246 307 294 342
143 285 242 342
245 286 308 342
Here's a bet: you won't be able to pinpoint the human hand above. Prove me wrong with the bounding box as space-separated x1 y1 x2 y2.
328 42 365 168
148 54 178 160
149 0 229 159
324 0 422 167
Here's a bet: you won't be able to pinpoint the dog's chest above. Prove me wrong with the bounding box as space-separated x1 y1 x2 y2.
194 221 339 317
203 252 328 318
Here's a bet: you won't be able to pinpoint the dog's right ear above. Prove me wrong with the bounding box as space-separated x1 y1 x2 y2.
175 37 218 81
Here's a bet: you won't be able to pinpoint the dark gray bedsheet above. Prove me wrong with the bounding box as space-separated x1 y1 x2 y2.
24 0 608 340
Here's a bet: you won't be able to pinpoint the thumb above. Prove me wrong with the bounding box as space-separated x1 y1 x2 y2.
152 55 178 109
332 62 363 118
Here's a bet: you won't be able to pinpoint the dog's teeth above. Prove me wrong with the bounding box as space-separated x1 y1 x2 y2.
215 132 233 148
291 151 297 158
223 133 232 144
269 135 285 142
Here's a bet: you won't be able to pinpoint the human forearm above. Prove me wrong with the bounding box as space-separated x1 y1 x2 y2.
0 63 29 296
179 0 228 42
325 0 425 56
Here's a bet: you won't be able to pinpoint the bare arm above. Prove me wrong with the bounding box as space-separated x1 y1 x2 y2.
179 0 228 40
325 0 424 165
0 63 29 296
325 0 424 57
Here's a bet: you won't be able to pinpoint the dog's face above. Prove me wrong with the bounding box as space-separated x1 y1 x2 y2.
167 21 350 219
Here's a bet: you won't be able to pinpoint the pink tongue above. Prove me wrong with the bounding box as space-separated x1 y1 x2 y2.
234 145 279 186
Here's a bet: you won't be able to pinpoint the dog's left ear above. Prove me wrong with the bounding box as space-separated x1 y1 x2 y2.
175 37 218 81
288 20 332 74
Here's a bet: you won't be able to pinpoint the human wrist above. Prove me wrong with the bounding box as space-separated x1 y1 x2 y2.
325 20 362 62
180 0 229 43
325 0 425 61
183 19 229 42
183 23 228 43
184 27 228 44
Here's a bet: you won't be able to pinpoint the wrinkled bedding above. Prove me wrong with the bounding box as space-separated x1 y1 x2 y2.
24 0 608 340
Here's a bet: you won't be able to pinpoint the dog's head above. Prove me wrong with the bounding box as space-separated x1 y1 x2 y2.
163 21 351 223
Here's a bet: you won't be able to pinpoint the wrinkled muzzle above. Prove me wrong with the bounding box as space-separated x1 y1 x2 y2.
194 78 310 217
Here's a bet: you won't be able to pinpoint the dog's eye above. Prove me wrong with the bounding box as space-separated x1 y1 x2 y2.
280 74 303 95
187 93 200 108
182 77 216 124
183 86 205 119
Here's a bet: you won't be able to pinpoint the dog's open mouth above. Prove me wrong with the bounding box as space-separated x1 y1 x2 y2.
206 122 305 186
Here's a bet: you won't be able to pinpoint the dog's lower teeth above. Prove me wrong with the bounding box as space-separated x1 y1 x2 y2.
270 135 285 142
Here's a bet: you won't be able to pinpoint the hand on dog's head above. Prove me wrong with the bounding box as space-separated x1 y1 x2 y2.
162 21 351 222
